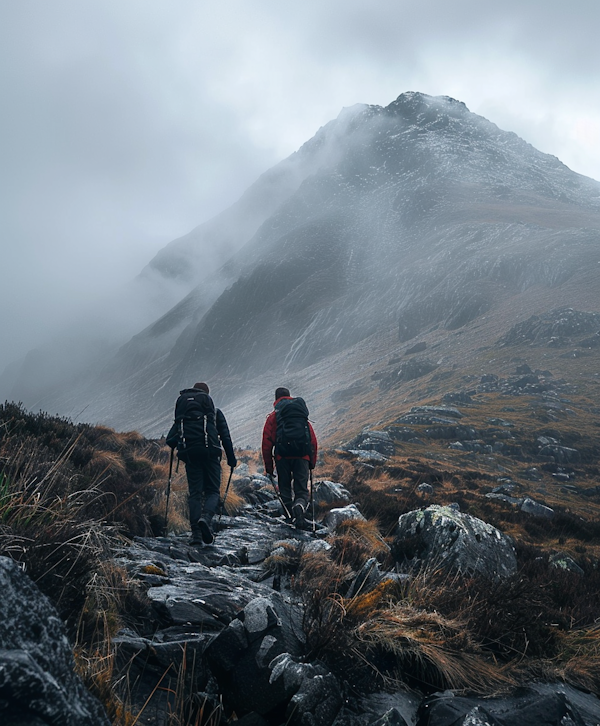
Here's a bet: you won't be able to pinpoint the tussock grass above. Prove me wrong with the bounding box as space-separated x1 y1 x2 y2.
295 547 511 692
264 540 303 575
355 604 512 692
335 518 390 559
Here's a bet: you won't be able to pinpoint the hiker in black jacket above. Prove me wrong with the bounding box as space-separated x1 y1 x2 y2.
166 382 236 545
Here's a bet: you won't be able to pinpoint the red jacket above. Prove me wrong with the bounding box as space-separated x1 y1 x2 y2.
262 396 318 475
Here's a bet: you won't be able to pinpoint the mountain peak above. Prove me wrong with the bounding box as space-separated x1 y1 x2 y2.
387 91 470 117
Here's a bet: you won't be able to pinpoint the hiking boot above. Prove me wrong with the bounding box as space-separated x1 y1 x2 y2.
190 524 203 546
198 517 215 545
292 502 306 531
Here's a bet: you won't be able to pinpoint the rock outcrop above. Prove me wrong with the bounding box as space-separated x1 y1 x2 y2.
392 505 517 579
0 556 110 726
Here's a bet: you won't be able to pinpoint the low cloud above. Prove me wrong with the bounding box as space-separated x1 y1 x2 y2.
1 0 599 372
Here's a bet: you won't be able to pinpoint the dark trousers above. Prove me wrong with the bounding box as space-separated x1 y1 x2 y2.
185 455 221 525
275 458 310 512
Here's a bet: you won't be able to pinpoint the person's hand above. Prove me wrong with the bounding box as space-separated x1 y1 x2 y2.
227 457 237 469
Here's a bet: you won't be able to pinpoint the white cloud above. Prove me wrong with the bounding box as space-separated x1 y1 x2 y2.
1 0 600 371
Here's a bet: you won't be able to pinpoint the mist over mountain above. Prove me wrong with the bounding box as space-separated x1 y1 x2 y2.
4 92 600 441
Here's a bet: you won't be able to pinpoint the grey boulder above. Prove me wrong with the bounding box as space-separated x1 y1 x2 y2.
324 504 367 532
392 505 517 579
314 480 351 504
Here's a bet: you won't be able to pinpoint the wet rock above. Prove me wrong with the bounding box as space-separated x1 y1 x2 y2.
346 557 384 599
235 462 251 477
324 504 367 532
579 331 600 347
420 682 600 726
347 429 395 456
537 435 560 446
112 630 210 719
520 497 555 519
549 552 584 576
334 690 420 726
392 505 517 579
515 363 533 374
538 444 580 464
380 359 438 389
395 412 458 426
487 417 514 427
314 480 351 503
369 708 410 726
270 654 343 726
206 595 305 717
0 556 110 726
424 425 478 440
389 427 418 442
485 492 523 506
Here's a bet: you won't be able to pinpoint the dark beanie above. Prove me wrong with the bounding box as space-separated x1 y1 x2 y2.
275 387 290 400
193 382 210 394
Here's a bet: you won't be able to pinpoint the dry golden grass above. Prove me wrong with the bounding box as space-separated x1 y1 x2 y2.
221 473 244 515
355 603 513 692
335 518 390 557
86 449 129 478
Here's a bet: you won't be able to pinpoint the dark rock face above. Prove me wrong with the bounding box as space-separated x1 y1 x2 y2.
420 683 600 726
498 308 600 348
392 505 517 579
0 556 110 726
346 429 395 457
206 596 306 717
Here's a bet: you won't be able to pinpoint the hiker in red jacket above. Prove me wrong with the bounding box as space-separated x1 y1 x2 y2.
262 387 317 530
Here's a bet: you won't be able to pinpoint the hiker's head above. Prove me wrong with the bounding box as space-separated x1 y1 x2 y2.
193 382 210 394
275 387 290 401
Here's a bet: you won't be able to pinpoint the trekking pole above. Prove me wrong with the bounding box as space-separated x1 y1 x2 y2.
218 466 235 526
268 474 292 520
164 447 175 534
310 469 316 534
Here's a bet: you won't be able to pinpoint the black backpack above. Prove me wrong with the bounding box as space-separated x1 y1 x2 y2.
275 397 312 458
173 390 221 462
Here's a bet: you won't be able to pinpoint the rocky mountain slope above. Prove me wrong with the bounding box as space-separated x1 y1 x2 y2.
4 92 600 443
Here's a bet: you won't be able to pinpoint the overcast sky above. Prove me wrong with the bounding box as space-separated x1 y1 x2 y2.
1 0 600 372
